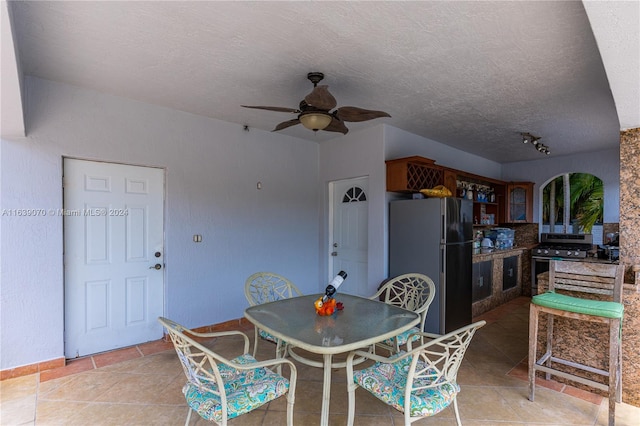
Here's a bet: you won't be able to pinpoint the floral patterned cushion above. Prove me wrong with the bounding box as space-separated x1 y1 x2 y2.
258 329 278 343
258 329 289 346
382 326 420 347
353 352 460 417
217 353 268 382
182 353 289 423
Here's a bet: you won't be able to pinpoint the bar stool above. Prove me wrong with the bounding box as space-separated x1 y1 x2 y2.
528 260 624 426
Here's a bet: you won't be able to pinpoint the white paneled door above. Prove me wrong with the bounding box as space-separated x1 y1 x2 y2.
63 159 164 358
330 177 368 296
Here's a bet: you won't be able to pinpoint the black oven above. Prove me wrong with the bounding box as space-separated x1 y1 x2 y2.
530 233 593 295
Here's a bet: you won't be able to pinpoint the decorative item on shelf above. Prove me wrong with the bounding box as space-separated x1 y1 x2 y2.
477 187 487 202
480 214 495 225
419 185 452 198
466 184 474 200
456 180 466 198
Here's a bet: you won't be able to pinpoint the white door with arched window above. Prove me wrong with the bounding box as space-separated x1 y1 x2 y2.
330 177 368 296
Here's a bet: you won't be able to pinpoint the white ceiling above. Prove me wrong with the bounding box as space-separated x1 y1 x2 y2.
5 1 639 163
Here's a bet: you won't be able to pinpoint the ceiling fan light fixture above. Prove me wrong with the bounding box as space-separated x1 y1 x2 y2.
299 112 332 131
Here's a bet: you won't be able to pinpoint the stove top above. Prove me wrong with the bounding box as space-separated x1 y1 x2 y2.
533 233 593 259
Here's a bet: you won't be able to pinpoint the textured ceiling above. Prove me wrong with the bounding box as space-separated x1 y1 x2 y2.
8 1 639 163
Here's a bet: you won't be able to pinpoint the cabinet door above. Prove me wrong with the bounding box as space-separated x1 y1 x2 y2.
506 182 533 223
472 260 492 302
385 156 443 192
502 255 518 290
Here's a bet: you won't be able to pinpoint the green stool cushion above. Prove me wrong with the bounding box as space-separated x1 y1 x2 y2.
532 292 624 319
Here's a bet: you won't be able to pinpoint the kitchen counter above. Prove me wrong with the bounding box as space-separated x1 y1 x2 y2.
473 246 526 261
472 247 527 317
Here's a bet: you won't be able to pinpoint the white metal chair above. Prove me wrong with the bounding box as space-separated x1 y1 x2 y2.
244 272 302 357
158 317 297 426
346 320 486 426
369 273 436 353
528 261 625 426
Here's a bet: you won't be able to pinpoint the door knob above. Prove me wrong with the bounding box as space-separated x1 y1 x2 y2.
149 264 162 270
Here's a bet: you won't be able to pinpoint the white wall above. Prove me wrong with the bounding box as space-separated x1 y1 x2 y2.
318 124 387 295
384 126 504 179
502 148 620 223
0 77 320 369
316 124 505 295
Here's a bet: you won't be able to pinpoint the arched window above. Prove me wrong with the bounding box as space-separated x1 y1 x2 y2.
342 186 367 203
541 173 603 241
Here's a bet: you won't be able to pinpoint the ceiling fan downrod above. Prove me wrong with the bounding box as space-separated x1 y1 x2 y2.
307 72 324 87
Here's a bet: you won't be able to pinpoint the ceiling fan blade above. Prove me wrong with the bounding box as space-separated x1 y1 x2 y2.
323 117 349 134
242 105 300 114
335 106 391 122
273 118 301 131
304 86 337 111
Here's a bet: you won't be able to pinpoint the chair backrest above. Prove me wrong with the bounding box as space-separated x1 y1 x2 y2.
158 317 227 401
245 272 302 306
549 260 624 302
372 273 436 331
408 320 485 389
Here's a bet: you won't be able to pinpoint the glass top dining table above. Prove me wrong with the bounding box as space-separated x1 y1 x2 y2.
244 293 420 425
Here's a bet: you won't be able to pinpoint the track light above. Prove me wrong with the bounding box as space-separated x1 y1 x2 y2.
521 132 550 155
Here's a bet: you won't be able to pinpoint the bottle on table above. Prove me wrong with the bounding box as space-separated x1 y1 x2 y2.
322 271 347 302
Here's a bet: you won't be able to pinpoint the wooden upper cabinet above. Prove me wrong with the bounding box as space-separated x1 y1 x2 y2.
443 170 458 196
386 156 522 226
505 182 534 223
385 156 444 193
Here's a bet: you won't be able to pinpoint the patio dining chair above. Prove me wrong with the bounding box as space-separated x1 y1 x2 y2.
158 317 297 426
369 273 436 353
346 320 486 426
244 272 302 357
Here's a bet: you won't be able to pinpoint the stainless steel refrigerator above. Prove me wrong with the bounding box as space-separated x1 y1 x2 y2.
389 197 473 334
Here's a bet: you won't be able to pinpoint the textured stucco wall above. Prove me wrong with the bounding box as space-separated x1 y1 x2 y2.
0 77 321 370
619 127 640 407
620 128 640 269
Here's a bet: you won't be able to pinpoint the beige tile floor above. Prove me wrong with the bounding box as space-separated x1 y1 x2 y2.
2 297 639 425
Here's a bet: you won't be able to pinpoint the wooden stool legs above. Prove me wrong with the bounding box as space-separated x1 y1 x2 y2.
528 303 622 426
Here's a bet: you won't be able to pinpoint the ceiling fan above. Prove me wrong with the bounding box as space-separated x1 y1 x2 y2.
242 72 391 134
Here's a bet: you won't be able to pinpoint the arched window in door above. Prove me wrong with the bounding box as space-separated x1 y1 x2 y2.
342 186 367 203
542 173 603 239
